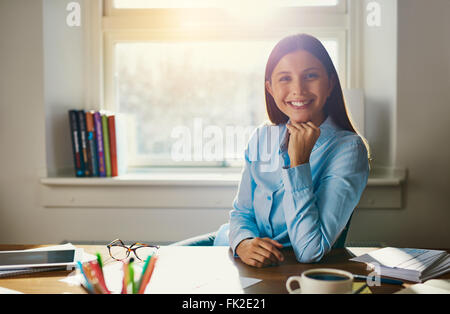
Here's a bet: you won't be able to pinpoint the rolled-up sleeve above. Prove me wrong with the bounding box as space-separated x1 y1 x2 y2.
281 137 369 263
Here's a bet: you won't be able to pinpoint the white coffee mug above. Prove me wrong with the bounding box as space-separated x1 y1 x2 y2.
286 268 354 294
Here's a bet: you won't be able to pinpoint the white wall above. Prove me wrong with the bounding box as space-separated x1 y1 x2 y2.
361 0 398 168
0 0 47 242
0 0 449 247
349 0 450 247
44 0 85 176
394 0 450 246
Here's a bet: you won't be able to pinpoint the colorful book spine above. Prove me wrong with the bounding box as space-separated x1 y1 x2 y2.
102 114 112 177
68 110 84 177
94 111 106 177
77 110 91 177
115 114 128 176
85 111 99 177
108 115 118 177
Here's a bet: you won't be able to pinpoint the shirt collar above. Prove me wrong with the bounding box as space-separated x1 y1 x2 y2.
279 116 340 154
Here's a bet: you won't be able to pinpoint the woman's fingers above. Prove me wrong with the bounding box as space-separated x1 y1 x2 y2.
254 238 284 263
290 121 318 130
251 248 279 266
237 238 285 268
306 121 319 130
285 123 297 134
260 238 284 261
306 121 321 135
265 238 284 249
247 257 268 268
289 121 306 132
288 121 320 139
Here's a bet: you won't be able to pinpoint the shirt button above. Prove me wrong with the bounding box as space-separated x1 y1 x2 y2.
267 196 272 201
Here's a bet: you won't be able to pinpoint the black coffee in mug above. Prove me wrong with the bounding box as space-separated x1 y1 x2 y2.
306 272 350 281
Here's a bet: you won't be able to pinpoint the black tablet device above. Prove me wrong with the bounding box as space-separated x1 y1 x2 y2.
0 249 78 270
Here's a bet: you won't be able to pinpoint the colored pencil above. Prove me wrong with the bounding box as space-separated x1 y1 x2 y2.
77 261 94 293
82 263 103 294
129 260 136 294
138 255 158 294
89 261 110 294
137 254 153 293
121 260 129 294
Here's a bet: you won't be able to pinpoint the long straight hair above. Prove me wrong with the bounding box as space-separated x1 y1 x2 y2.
264 34 371 161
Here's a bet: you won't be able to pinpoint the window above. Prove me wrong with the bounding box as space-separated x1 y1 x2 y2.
102 0 348 167
112 0 339 9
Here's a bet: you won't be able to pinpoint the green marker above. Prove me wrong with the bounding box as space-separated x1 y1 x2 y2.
128 258 136 294
137 254 153 293
96 253 103 272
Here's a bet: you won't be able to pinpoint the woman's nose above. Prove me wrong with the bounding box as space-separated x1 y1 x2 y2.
291 80 307 96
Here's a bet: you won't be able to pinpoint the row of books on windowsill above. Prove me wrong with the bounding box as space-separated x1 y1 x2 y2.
69 110 126 178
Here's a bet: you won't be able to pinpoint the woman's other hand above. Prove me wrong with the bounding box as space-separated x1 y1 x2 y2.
235 237 284 268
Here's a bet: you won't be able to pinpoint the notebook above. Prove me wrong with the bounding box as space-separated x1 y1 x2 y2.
395 279 450 294
349 247 450 283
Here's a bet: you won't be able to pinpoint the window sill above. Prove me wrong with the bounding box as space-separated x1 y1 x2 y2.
40 167 406 209
41 167 243 187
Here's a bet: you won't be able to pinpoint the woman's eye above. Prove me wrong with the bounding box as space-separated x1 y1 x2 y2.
304 73 319 80
279 76 291 82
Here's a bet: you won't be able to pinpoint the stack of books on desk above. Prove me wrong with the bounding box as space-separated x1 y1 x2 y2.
350 247 450 283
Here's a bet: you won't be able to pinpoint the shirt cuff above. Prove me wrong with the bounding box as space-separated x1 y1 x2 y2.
281 163 313 192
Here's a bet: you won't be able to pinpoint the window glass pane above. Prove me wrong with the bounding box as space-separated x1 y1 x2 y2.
114 0 338 9
115 39 338 165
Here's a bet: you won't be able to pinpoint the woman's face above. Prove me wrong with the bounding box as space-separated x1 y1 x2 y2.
266 49 334 126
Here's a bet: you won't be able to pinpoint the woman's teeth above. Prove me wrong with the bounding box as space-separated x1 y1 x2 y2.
288 100 312 107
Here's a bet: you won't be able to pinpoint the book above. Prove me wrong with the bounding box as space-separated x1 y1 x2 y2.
77 110 91 177
102 114 112 177
115 113 129 176
85 111 99 177
395 279 450 294
108 115 118 177
350 247 450 283
94 111 106 177
68 110 84 177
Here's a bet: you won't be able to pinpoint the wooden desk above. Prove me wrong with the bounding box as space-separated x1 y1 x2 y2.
0 245 448 294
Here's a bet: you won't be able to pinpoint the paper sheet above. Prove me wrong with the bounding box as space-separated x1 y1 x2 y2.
0 286 23 294
395 279 450 294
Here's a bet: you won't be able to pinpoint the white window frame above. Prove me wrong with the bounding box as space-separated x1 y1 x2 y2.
104 0 348 16
97 0 352 167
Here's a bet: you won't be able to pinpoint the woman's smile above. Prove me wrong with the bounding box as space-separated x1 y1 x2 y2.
285 99 314 109
265 49 334 126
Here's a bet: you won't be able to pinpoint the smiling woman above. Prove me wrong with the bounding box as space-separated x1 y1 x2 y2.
171 33 370 267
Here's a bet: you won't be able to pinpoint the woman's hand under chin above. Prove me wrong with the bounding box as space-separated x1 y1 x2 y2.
285 121 321 168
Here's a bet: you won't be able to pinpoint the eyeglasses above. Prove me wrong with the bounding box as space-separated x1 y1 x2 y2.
107 239 160 261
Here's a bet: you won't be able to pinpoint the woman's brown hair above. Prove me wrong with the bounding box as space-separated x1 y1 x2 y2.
264 33 371 161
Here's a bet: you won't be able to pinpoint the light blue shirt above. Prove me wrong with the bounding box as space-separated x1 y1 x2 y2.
213 116 369 263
